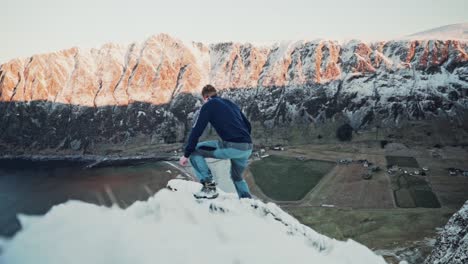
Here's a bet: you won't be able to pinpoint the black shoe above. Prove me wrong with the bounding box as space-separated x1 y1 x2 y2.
194 181 219 199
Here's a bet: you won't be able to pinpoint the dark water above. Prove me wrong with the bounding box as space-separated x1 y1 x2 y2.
0 160 178 238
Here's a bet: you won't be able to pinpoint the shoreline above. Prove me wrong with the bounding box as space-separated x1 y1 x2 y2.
0 153 179 169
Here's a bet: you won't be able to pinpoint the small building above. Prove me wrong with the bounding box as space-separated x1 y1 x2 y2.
387 165 399 175
448 168 458 176
338 158 353 165
412 169 426 176
272 145 285 151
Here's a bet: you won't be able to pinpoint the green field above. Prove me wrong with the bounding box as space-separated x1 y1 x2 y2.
393 174 441 208
386 156 420 168
286 207 455 250
250 155 335 201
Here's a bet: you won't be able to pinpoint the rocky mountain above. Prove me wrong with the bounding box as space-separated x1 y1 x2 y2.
0 34 467 154
424 201 468 264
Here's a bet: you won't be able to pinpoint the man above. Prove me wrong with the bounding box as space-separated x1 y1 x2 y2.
179 84 253 199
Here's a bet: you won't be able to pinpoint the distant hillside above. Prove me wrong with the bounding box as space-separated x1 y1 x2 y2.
404 23 468 40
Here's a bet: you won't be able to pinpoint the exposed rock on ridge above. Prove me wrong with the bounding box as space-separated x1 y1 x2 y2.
424 201 468 264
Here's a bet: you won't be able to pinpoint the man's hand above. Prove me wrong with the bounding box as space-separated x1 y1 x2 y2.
179 156 189 166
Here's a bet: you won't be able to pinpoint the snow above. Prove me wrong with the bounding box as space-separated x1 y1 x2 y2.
267 40 305 68
374 51 394 68
0 180 386 264
424 200 468 264
205 158 237 193
340 40 360 63
182 40 210 87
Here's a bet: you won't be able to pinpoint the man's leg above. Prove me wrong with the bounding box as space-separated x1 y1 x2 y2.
230 156 252 199
189 140 219 183
213 142 253 199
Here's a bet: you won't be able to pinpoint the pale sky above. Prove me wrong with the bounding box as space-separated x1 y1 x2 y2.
1 0 467 63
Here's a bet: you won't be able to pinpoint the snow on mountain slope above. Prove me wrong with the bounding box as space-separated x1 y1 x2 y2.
404 23 468 41
0 180 386 264
424 200 468 264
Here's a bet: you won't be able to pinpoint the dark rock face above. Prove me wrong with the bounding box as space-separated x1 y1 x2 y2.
424 201 468 264
1 75 468 154
0 101 178 153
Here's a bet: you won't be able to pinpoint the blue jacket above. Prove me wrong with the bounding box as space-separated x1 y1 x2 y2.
184 96 252 157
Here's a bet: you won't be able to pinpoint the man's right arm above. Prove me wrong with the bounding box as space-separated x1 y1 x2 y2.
241 111 251 134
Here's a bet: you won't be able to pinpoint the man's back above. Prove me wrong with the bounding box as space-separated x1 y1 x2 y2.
206 96 251 143
184 95 251 158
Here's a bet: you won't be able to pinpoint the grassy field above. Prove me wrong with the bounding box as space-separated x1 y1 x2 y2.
286 206 455 250
249 155 335 201
392 174 441 208
244 142 467 263
386 156 420 168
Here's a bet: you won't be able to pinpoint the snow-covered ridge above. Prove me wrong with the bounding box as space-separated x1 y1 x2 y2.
0 180 386 264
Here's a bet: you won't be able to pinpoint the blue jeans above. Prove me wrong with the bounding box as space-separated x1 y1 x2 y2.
189 140 253 198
